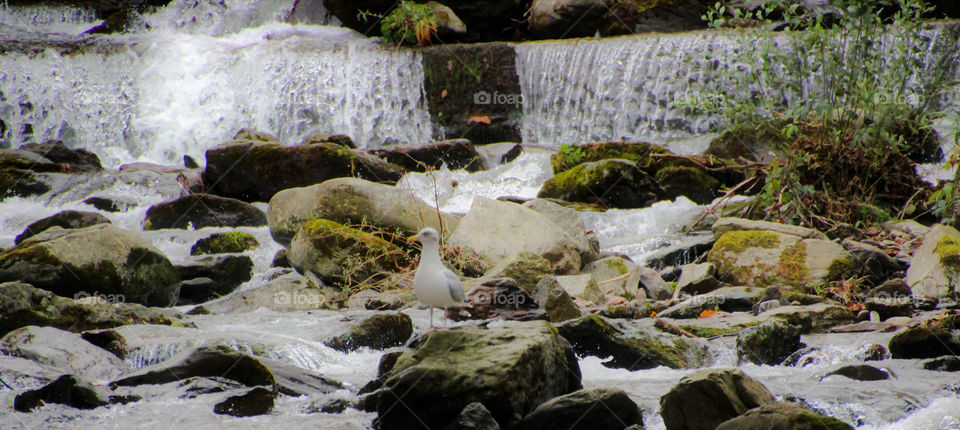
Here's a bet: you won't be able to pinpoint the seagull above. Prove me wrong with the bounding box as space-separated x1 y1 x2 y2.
408 227 466 330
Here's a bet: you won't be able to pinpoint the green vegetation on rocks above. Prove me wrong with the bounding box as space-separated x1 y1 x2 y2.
550 142 662 174
190 232 260 255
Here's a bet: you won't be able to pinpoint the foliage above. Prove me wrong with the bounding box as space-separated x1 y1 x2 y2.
359 1 438 46
692 0 960 228
558 143 586 166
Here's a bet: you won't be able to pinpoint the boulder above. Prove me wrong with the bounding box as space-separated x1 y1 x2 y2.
582 256 643 299
18 140 102 172
15 210 111 244
537 159 664 209
1 326 127 381
143 194 267 230
0 282 181 337
758 303 855 333
548 141 662 174
323 313 413 352
213 386 276 417
449 197 589 273
674 262 722 297
267 177 458 246
453 278 545 321
200 272 343 313
922 356 960 371
906 224 960 299
514 388 643 430
712 217 828 240
737 321 803 365
639 267 673 300
287 219 408 288
477 252 553 293
715 402 854 430
841 238 902 283
190 232 260 255
299 131 355 148
0 224 180 306
824 364 893 381
202 138 405 202
0 167 51 199
363 320 581 429
557 315 705 370
14 374 110 412
370 139 486 172
708 230 854 289
175 255 253 305
111 344 276 389
82 195 137 212
655 166 721 204
553 273 604 304
522 198 600 264
443 402 500 430
888 320 960 359
658 286 765 319
659 368 777 430
81 329 127 359
532 276 582 323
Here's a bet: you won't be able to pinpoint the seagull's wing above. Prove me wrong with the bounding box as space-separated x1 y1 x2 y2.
443 267 466 302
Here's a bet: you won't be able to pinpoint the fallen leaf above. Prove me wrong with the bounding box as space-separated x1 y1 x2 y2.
468 115 491 125
441 89 448 98
699 309 717 318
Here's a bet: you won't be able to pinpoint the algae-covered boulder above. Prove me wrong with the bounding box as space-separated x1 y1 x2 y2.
888 317 960 359
143 194 267 230
715 402 854 430
267 177 459 246
712 217 828 240
364 320 581 430
203 137 405 202
0 224 180 306
15 210 111 245
288 219 408 287
213 386 275 417
190 232 260 255
449 197 590 273
324 313 413 352
514 387 643 430
708 230 854 289
538 159 664 209
549 142 662 174
656 166 721 204
659 368 777 430
557 315 705 370
906 224 960 299
737 321 803 365
0 282 182 336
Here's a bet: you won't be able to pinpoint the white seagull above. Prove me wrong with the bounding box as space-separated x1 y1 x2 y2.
408 227 466 330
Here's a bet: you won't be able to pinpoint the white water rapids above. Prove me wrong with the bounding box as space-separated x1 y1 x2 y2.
1 0 959 428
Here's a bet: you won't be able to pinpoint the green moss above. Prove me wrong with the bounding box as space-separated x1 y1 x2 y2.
856 203 892 223
825 255 855 281
776 241 808 287
298 218 406 289
935 235 960 270
712 230 781 254
550 142 664 174
604 258 629 275
538 159 638 202
190 232 260 255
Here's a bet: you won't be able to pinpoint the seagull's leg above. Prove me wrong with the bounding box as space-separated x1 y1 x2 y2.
429 307 434 330
441 307 448 331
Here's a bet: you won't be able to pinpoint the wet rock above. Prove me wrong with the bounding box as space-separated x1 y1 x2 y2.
548 141 661 174
449 197 590 273
362 320 581 430
143 194 267 230
522 198 600 264
758 303 855 333
111 344 276 389
1 326 127 381
213 386 276 417
737 321 803 365
658 286 765 319
203 136 404 202
841 238 902 283
514 388 643 430
324 313 413 352
659 368 777 430
175 255 253 305
82 196 136 212
532 276 582 323
453 278 544 321
304 397 352 414
582 256 643 299
268 177 458 246
655 166 721 204
646 232 715 269
190 232 260 255
477 252 553 294
674 262 721 297
0 167 51 199
866 278 912 300
864 296 914 320
0 224 180 306
325 0 525 42
259 356 343 396
271 249 290 268
922 356 960 371
824 364 893 381
712 217 828 240
299 131 355 148
557 315 705 370
538 159 665 209
19 140 102 172
888 323 960 359
370 139 486 172
80 329 127 359
906 224 960 299
852 343 888 361
288 219 408 288
14 374 110 412
639 267 673 300
201 272 342 313
0 282 182 337
708 229 854 289
715 402 853 430
14 210 111 244
476 142 522 165
443 402 499 430
553 273 604 304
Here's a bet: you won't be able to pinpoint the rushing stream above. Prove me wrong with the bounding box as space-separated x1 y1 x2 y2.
1 0 959 429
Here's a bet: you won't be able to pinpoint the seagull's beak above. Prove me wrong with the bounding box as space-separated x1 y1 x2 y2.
406 235 419 244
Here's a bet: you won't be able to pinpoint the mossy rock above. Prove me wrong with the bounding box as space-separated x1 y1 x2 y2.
0 168 50 200
705 119 797 163
190 232 260 255
715 402 854 430
660 368 777 430
736 321 803 365
550 142 665 174
479 252 553 294
888 323 960 359
538 159 664 209
287 218 408 288
655 166 721 204
15 210 111 244
324 313 413 352
111 344 277 389
556 315 704 370
906 224 960 298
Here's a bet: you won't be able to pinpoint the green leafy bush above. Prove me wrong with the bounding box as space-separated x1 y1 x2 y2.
360 1 438 46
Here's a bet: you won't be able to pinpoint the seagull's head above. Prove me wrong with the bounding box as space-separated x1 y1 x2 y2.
407 227 440 246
